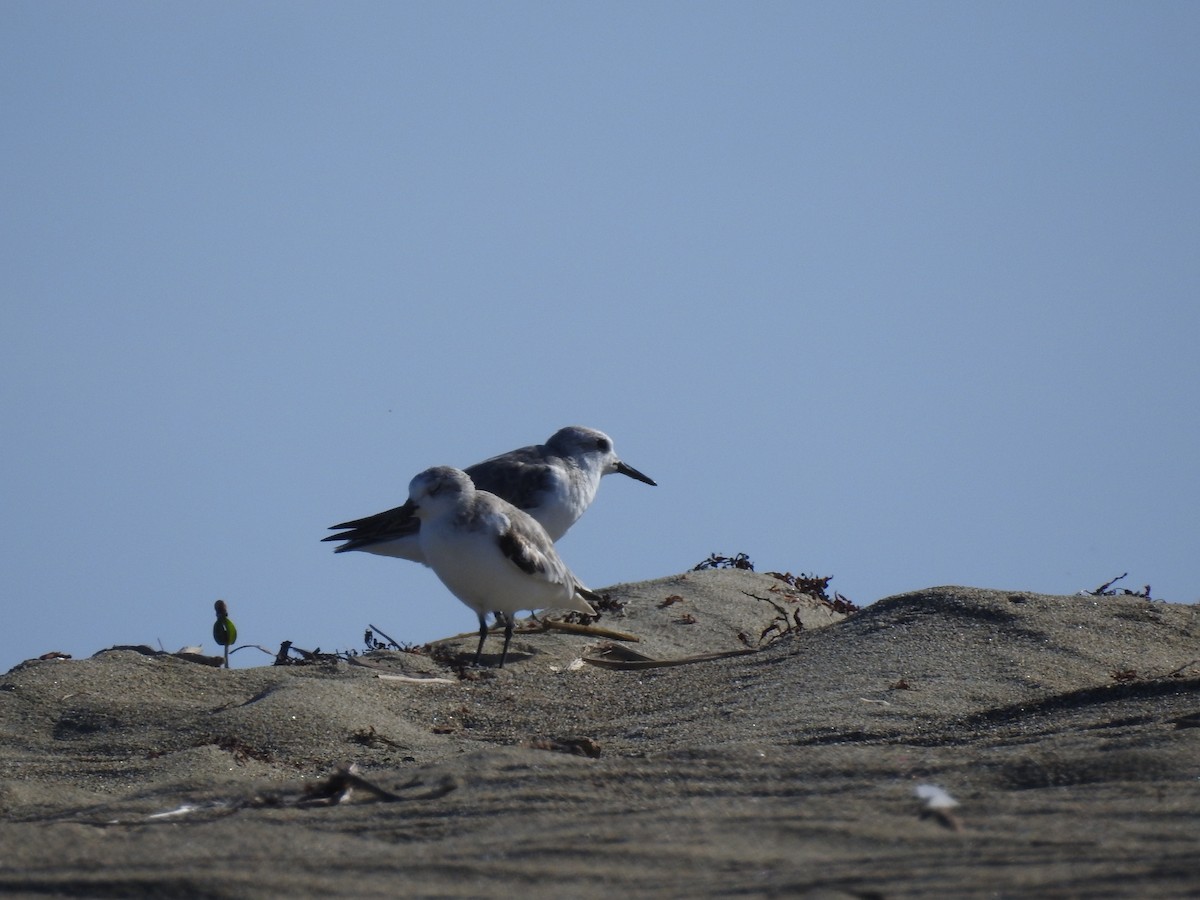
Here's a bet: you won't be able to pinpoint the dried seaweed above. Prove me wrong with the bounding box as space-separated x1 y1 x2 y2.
692 555 859 615
827 593 859 615
741 591 807 647
270 641 345 668
1085 573 1153 599
363 624 405 651
693 552 755 571
767 570 832 598
349 725 408 750
588 591 626 614
764 571 859 615
213 735 276 765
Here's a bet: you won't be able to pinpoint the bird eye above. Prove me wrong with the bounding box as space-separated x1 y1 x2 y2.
596 438 611 452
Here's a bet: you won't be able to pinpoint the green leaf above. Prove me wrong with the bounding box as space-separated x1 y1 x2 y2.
213 618 237 646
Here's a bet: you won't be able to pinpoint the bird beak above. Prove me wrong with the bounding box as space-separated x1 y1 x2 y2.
615 460 657 486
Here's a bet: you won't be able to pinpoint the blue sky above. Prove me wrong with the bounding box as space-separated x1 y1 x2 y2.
3 2 1197 670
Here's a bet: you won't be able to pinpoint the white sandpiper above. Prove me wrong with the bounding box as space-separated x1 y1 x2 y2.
406 466 601 667
323 425 655 561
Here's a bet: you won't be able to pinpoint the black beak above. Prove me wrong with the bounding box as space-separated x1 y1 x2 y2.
615 460 657 486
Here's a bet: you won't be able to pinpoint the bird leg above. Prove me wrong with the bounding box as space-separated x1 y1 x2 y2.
498 612 515 668
473 614 489 666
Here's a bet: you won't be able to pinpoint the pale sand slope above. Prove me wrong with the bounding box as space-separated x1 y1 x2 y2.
0 568 1197 898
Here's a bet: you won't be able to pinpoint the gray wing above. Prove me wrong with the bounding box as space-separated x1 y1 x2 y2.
496 513 560 579
322 500 419 552
492 504 597 615
465 445 556 512
324 439 555 552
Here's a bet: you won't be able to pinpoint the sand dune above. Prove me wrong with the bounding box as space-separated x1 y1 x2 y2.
1 569 1197 897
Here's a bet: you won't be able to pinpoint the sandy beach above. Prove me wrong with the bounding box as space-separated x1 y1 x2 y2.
1 567 1197 898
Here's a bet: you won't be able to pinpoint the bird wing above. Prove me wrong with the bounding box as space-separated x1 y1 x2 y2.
324 441 556 552
493 508 597 616
322 500 419 551
465 446 554 512
495 513 559 579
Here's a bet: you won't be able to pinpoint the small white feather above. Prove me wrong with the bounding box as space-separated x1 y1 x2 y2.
915 784 959 809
